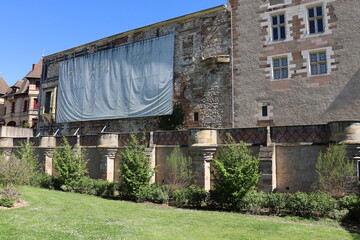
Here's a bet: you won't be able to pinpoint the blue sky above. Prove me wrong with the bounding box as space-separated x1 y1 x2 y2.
0 0 226 86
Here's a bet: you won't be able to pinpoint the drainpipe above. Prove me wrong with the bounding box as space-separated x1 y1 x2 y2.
228 2 235 128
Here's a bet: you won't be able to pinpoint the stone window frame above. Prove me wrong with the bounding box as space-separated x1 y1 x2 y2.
300 46 335 77
307 5 325 34
261 7 293 45
271 13 286 41
309 50 327 75
272 56 289 80
256 102 274 121
266 52 295 81
300 0 333 38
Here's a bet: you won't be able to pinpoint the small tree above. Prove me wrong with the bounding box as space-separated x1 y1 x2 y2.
315 144 357 198
0 155 34 188
211 136 260 210
165 145 193 190
118 134 154 201
53 137 88 187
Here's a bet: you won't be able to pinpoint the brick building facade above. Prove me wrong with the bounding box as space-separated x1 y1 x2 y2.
228 0 360 127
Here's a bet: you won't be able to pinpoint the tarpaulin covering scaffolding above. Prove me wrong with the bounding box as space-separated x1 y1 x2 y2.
56 34 174 123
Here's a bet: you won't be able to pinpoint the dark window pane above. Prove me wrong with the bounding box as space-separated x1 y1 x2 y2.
282 68 289 78
274 69 281 79
279 14 285 24
310 53 318 63
262 106 268 117
317 18 324 32
273 59 280 67
316 6 323 16
281 57 288 67
280 26 286 39
319 52 326 61
311 65 318 75
273 28 279 40
308 8 315 18
272 16 278 25
309 20 315 34
320 63 327 74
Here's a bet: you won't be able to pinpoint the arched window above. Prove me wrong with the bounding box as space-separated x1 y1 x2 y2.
7 121 16 126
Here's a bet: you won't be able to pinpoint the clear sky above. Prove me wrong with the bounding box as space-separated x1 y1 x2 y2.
0 0 226 86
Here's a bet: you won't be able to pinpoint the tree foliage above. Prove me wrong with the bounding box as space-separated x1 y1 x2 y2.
315 144 357 198
211 135 260 209
165 145 193 190
53 137 88 186
118 134 154 201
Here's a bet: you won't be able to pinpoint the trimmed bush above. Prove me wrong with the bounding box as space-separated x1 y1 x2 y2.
265 193 288 215
338 195 360 221
133 184 169 204
211 136 260 210
239 190 266 214
286 192 337 218
171 185 207 208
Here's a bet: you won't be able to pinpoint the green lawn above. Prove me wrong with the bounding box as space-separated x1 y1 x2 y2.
0 187 359 240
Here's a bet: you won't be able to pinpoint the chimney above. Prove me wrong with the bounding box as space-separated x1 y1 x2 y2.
32 64 36 71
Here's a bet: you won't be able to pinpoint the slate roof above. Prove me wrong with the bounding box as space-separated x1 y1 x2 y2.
0 75 9 95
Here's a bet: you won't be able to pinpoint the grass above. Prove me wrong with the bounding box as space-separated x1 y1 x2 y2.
0 187 359 240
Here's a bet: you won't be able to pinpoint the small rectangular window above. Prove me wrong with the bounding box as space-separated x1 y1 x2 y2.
194 112 199 122
262 106 268 117
11 102 15 113
269 0 284 6
44 92 52 113
308 6 324 34
33 98 38 110
272 14 286 41
23 100 28 112
273 56 289 79
310 51 327 75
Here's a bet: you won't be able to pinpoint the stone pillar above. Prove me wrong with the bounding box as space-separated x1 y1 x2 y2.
189 128 218 190
40 136 56 175
98 133 119 181
340 122 360 180
146 131 156 183
0 138 13 160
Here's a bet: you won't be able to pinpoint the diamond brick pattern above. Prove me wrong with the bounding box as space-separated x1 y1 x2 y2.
29 137 40 146
218 128 267 144
80 135 98 146
118 133 150 147
56 136 78 146
13 138 28 147
271 125 328 143
154 131 189 145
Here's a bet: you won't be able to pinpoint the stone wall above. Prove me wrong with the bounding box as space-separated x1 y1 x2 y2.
39 6 232 135
3 121 359 193
229 0 360 127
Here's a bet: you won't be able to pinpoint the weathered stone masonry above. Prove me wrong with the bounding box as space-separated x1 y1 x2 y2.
39 6 232 135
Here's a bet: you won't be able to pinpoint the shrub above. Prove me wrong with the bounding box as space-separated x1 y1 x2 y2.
265 193 288 215
17 141 42 186
240 189 266 214
338 195 360 221
211 136 260 210
171 185 208 208
53 137 88 187
61 176 117 197
0 155 34 188
286 192 337 218
33 174 57 189
165 145 193 190
132 184 169 204
0 197 15 208
118 134 155 201
0 187 20 202
315 144 358 198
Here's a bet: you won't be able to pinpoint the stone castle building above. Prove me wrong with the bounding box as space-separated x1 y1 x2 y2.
2 59 42 127
37 0 359 135
28 0 359 192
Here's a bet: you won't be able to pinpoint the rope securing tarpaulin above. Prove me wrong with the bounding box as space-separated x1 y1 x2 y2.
56 34 174 123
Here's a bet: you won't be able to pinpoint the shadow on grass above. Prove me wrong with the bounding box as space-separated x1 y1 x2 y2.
341 218 360 240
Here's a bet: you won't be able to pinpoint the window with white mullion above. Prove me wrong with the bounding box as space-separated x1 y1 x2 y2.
272 14 286 41
310 51 327 75
308 6 324 34
273 57 288 79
